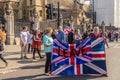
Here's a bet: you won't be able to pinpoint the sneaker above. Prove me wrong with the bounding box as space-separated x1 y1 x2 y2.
24 56 28 59
45 73 50 76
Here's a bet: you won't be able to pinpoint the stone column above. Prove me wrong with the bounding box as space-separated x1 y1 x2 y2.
4 2 15 45
33 17 39 30
33 11 40 30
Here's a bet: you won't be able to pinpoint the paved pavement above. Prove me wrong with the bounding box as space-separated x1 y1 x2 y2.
0 42 120 80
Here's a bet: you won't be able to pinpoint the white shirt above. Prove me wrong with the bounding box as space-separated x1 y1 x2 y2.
20 31 29 44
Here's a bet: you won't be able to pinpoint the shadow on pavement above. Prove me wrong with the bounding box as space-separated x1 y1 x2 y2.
0 67 5 69
20 65 44 69
4 52 20 56
6 57 20 61
3 74 45 80
17 60 41 64
3 75 105 80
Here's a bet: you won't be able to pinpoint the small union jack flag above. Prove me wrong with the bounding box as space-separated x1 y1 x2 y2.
64 26 71 35
51 38 107 76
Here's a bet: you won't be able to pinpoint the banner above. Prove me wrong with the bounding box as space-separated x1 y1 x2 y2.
51 38 107 76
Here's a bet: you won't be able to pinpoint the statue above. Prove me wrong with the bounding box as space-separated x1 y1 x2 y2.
5 2 13 15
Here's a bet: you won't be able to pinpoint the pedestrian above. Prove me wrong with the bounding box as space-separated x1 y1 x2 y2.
68 28 74 44
51 29 58 39
2 29 7 50
28 30 33 53
82 31 89 40
20 26 29 59
43 27 53 75
89 27 102 38
0 26 8 67
74 29 82 44
90 27 109 48
108 31 112 42
32 30 44 60
115 31 119 42
57 26 67 42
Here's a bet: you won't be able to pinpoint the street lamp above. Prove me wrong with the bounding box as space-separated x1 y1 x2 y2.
57 0 60 28
81 18 84 33
101 21 105 34
90 0 95 28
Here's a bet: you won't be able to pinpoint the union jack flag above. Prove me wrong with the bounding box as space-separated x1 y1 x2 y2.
64 26 71 35
51 38 107 76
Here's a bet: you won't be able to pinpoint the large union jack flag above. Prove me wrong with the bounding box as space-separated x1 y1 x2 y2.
51 38 107 76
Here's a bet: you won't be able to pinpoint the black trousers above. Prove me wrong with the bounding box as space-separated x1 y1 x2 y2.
0 54 7 64
45 52 51 73
33 48 42 59
28 44 33 53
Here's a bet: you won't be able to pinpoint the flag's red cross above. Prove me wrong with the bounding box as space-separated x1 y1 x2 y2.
59 44 92 65
53 43 92 65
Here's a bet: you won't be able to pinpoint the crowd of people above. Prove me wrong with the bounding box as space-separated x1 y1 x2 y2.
0 25 120 75
19 25 111 75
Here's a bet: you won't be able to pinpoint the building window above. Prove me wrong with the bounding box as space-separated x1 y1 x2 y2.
40 10 42 17
30 0 32 5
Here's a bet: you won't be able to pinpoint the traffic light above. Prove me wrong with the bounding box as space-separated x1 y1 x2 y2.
46 4 53 19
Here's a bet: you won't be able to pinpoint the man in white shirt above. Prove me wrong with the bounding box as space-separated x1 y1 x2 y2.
20 26 29 59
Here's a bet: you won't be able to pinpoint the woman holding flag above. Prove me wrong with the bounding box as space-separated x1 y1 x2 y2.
89 27 102 38
32 30 44 60
89 27 109 48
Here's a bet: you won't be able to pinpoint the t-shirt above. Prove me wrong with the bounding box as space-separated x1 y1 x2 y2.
43 35 53 53
20 31 29 44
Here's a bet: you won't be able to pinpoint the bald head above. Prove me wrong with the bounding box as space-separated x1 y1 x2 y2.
58 26 63 31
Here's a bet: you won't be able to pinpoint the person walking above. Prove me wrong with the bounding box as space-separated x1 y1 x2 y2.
108 31 112 42
43 27 53 75
115 31 119 42
32 30 44 60
20 26 29 59
0 26 8 67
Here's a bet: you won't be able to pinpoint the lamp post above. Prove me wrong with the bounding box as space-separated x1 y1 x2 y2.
91 0 94 28
93 0 94 27
57 0 60 28
81 19 84 33
101 21 105 34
